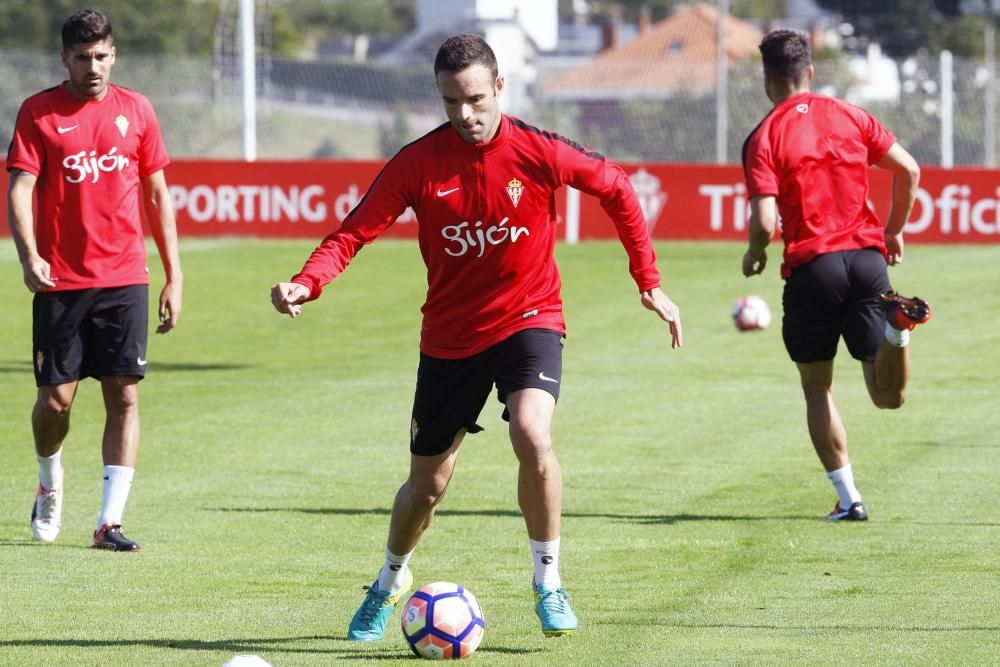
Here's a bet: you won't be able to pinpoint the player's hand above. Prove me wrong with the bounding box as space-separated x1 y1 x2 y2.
271 282 311 318
641 288 682 349
885 232 904 266
21 255 56 293
157 279 183 334
742 248 767 276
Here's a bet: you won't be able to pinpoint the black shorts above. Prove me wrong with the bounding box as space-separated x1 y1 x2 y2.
410 328 564 456
782 248 890 363
32 285 149 386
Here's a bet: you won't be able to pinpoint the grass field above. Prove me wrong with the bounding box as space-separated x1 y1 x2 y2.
1 238 998 666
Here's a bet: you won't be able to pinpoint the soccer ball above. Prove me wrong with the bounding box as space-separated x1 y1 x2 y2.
401 582 486 660
732 295 772 331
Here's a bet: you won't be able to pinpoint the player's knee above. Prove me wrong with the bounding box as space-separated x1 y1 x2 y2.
873 390 905 410
406 477 449 509
102 382 139 414
35 395 72 419
509 421 551 454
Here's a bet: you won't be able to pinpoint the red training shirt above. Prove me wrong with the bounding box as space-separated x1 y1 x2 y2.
7 83 170 290
742 92 896 279
292 114 661 358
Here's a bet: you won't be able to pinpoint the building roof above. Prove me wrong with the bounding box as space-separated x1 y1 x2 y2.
545 3 763 99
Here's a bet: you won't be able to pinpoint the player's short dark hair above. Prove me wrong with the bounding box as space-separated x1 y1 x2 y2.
759 29 810 85
434 34 498 79
62 10 113 50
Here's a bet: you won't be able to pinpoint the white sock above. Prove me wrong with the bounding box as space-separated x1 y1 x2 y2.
827 464 862 509
377 547 413 595
97 465 134 530
38 450 64 490
530 538 561 588
884 321 910 347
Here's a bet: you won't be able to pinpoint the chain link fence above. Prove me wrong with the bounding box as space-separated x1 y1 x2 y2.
0 47 994 166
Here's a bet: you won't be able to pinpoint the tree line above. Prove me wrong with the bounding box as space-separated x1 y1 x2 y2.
0 1 988 59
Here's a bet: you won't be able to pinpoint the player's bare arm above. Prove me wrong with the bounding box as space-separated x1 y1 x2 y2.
743 195 777 277
270 282 311 318
142 170 183 333
640 287 683 349
6 170 57 293
875 143 920 266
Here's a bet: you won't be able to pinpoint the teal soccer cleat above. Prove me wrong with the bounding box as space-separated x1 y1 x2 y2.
347 569 413 641
533 581 578 637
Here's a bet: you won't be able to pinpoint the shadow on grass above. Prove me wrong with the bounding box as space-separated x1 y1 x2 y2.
0 637 539 657
211 507 1000 527
0 360 32 373
212 507 792 524
0 540 92 549
628 621 1000 633
0 360 252 373
908 440 1000 449
145 361 255 372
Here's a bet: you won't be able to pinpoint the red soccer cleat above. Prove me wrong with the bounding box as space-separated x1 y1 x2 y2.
92 524 141 552
826 501 869 521
881 290 931 331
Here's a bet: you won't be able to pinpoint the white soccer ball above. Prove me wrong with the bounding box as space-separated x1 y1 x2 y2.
401 582 486 659
732 295 772 331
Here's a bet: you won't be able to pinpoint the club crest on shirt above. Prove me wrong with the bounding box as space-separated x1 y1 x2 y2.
506 178 524 207
115 114 129 137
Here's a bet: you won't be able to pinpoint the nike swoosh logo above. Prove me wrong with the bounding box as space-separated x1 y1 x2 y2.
538 372 559 384
436 186 460 197
137 357 147 366
57 125 78 134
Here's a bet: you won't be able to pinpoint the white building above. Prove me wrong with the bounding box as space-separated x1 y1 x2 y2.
416 0 558 52
378 0 559 115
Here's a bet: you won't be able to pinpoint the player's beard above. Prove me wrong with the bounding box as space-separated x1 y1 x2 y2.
71 73 109 99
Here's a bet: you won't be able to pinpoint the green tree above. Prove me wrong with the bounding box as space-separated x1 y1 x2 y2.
269 6 301 58
276 0 414 38
0 0 218 55
815 0 986 57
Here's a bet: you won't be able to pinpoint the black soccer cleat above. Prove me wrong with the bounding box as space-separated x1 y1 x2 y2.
92 524 141 552
881 290 931 331
825 501 868 522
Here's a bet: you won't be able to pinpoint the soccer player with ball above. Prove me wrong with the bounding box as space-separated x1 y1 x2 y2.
741 30 930 521
272 34 682 640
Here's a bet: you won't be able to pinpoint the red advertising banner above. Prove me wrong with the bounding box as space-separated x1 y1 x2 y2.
2 159 998 243
581 163 1000 243
161 160 419 239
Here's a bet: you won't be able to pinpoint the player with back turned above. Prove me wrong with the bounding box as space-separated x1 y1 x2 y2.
272 34 683 640
6 10 183 551
741 29 930 521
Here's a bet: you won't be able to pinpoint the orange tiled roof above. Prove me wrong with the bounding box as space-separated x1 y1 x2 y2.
548 3 763 96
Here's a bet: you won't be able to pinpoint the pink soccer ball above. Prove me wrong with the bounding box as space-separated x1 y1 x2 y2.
732 295 772 331
401 582 486 660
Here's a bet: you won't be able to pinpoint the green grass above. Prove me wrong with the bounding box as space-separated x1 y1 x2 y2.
1 239 998 666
